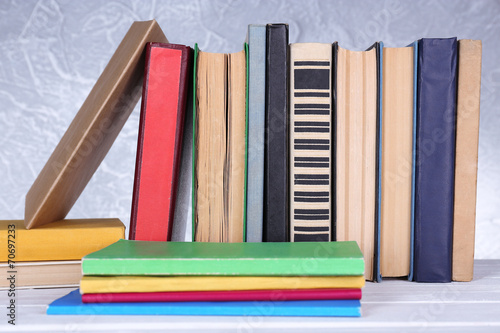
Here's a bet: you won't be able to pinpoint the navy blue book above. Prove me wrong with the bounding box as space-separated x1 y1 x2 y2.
264 24 289 242
413 38 458 283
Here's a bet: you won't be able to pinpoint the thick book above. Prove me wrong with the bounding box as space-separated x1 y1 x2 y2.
246 24 266 242
0 261 81 289
0 219 124 261
79 275 365 293
81 289 362 303
453 40 482 282
335 43 379 280
264 23 289 242
81 239 364 276
24 20 168 229
192 45 247 242
289 43 333 242
380 42 416 278
48 290 361 317
414 38 458 283
129 43 192 242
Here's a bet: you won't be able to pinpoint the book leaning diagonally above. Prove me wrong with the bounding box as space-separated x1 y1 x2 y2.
24 20 168 229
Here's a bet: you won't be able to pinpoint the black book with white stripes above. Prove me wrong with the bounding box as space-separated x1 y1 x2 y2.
289 43 333 242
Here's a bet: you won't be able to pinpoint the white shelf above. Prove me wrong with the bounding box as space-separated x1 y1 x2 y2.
1 260 499 332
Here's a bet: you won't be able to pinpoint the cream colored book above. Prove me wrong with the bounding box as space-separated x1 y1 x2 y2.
0 261 81 289
194 47 246 242
336 44 378 280
380 44 415 277
453 40 482 282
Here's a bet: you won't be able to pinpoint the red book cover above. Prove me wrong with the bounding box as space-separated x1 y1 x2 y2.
82 288 361 303
129 43 192 241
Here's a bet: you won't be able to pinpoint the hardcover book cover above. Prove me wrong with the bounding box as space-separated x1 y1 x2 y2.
289 43 333 242
264 23 289 242
79 275 365 293
81 288 362 303
24 20 168 229
246 24 266 242
413 38 458 283
0 219 124 261
452 39 482 282
129 43 192 242
48 290 362 317
81 239 364 276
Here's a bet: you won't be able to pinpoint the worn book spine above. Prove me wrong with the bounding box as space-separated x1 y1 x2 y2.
289 43 333 242
452 39 482 282
129 43 192 242
264 23 289 242
414 38 458 283
246 24 266 242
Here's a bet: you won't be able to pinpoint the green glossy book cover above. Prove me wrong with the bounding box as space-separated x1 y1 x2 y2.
82 239 364 276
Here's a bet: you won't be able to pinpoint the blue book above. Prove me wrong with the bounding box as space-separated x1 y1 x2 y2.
246 24 266 242
413 38 458 283
47 290 361 317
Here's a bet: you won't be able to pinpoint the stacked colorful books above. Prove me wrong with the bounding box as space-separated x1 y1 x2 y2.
47 240 365 316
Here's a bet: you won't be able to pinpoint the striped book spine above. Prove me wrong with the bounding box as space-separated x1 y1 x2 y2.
289 43 333 242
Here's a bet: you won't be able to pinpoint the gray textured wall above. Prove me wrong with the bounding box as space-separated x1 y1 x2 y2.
0 0 498 258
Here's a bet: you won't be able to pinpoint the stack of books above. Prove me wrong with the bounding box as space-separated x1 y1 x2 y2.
0 219 124 289
47 240 365 316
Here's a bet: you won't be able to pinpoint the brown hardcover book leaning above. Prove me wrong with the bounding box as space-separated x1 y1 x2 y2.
24 20 168 229
453 40 482 282
335 44 378 281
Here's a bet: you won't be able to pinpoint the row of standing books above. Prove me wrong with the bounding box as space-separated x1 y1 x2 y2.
126 23 481 283
20 20 481 284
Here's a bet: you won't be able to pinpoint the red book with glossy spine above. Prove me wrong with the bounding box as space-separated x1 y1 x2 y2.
81 288 362 303
129 43 192 241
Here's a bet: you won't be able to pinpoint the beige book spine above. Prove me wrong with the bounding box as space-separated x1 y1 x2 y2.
380 47 414 277
453 40 482 282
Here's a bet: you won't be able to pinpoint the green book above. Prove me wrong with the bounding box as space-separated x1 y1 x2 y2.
82 240 364 276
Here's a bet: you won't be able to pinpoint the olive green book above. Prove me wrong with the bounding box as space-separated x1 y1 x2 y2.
82 239 364 276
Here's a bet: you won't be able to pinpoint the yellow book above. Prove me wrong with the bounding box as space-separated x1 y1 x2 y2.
1 219 125 262
80 275 365 294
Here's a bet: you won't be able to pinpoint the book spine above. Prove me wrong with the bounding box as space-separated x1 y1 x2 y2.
289 43 333 242
82 289 362 303
414 38 458 282
264 23 289 242
452 40 482 282
246 25 266 242
129 43 191 241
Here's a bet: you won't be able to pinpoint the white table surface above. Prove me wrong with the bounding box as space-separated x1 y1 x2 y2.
1 260 499 333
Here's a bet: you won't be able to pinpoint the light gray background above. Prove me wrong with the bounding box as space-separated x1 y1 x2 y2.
0 0 498 258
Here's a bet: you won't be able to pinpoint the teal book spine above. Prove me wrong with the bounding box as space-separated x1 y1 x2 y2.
246 24 266 242
82 239 365 276
47 290 361 317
